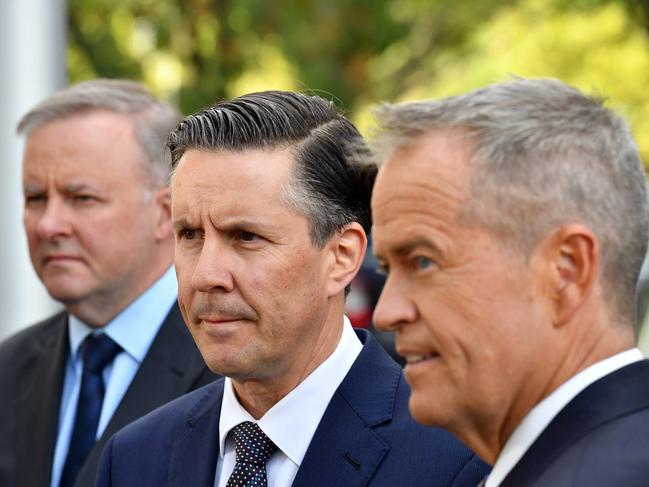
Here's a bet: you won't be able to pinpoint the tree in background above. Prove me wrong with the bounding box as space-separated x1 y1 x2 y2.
68 0 649 167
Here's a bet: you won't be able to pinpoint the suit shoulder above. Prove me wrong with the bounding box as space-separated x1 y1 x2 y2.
111 378 224 446
0 312 66 362
546 407 649 486
523 403 649 487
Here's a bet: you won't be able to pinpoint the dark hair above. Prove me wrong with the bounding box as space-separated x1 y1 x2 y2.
168 90 376 246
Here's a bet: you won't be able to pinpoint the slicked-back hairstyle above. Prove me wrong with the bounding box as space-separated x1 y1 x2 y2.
373 78 649 326
17 78 181 187
168 90 376 247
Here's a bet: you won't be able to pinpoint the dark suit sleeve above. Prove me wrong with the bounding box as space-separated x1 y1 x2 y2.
96 438 114 487
451 454 490 487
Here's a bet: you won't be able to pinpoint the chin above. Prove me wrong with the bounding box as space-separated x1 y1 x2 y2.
409 395 444 427
44 284 91 304
201 351 250 379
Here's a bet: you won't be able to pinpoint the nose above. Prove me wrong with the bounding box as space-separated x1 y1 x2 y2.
373 274 418 332
34 198 73 240
190 237 235 293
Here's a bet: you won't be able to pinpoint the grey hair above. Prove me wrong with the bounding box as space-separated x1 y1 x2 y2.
373 77 649 326
17 78 181 187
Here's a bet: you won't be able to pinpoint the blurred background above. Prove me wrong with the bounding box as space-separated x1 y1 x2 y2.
2 0 649 355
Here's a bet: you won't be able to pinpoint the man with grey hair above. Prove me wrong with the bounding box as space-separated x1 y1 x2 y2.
371 78 649 486
0 79 216 487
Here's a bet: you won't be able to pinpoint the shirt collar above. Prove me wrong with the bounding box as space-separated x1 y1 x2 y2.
218 316 363 466
487 348 644 487
68 266 178 363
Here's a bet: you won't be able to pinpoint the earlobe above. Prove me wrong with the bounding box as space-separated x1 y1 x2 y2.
154 186 173 241
550 224 599 326
325 222 367 298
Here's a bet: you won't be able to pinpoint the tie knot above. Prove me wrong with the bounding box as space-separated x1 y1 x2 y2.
82 334 122 373
231 422 277 465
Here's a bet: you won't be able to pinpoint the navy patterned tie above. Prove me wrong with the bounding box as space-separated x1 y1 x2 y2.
226 422 278 487
59 334 122 487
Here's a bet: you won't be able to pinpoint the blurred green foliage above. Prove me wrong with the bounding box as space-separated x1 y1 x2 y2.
68 0 649 166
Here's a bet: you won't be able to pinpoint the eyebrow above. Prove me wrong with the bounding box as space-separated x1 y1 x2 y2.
23 184 43 194
23 182 92 194
376 237 443 259
172 217 194 231
172 216 275 234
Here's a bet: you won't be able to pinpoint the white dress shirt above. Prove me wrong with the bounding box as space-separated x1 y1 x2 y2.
50 267 178 487
214 316 363 487
486 348 644 487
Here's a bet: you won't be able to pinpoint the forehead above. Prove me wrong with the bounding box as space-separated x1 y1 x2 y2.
171 148 299 218
22 110 144 183
173 147 294 193
372 131 473 251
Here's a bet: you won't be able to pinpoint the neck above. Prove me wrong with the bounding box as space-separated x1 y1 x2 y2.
233 301 346 419
464 311 636 465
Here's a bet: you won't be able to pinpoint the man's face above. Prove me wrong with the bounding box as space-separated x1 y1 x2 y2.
172 149 335 388
23 111 167 321
372 131 553 438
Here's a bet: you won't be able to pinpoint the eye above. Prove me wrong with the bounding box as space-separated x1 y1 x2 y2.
179 228 198 240
236 231 260 242
415 256 434 270
74 194 95 202
25 194 46 205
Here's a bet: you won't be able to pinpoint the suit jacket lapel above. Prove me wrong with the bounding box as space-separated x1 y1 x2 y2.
169 379 224 487
15 312 68 487
76 303 209 486
502 360 649 486
292 330 397 487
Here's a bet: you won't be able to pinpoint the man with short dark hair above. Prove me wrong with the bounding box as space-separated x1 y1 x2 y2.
0 79 216 487
97 90 489 487
371 78 649 486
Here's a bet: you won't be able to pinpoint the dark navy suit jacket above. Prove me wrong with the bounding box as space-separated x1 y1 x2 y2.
98 329 489 487
0 304 217 487
501 359 649 486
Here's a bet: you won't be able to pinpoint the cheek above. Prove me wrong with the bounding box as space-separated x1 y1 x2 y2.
23 214 40 242
259 247 317 290
417 284 483 349
247 251 324 318
174 260 195 306
176 278 193 307
95 209 155 255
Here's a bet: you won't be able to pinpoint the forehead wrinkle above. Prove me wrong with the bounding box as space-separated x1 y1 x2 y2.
373 190 464 234
62 181 93 192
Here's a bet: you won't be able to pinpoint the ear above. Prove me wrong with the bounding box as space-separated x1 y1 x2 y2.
153 185 173 241
325 222 367 298
542 224 599 326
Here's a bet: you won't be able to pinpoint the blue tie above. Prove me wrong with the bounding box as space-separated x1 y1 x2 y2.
59 334 122 487
226 422 278 487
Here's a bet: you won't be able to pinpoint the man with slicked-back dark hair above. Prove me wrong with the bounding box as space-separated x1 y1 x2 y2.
97 90 489 487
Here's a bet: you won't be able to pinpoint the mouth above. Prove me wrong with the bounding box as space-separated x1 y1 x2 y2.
404 353 440 364
43 255 81 264
199 317 250 325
